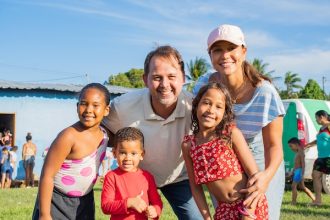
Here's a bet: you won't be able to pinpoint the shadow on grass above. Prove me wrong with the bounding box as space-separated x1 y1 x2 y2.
281 201 330 217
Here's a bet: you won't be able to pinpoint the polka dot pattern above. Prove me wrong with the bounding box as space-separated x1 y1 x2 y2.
61 175 75 185
80 167 92 176
53 128 108 197
67 191 83 197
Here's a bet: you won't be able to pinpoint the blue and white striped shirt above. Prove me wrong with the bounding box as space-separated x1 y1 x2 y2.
234 80 285 139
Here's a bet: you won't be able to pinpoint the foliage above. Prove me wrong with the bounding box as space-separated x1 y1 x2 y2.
251 58 281 82
187 57 211 81
108 68 144 88
282 71 303 99
300 79 325 100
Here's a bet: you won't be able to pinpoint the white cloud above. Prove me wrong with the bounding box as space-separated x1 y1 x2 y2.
245 30 283 48
266 49 330 90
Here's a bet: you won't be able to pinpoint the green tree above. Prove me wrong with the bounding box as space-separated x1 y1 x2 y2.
300 79 325 99
187 57 210 81
108 68 144 88
125 68 145 88
284 71 303 98
251 58 281 81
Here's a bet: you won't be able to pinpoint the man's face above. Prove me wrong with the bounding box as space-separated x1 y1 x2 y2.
143 56 185 109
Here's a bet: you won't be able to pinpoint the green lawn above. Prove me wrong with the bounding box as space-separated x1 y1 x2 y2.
0 183 329 220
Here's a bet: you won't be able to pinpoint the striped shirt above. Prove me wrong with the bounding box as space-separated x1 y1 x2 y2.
234 80 285 139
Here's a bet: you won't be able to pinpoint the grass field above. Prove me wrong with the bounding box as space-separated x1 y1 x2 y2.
0 182 329 220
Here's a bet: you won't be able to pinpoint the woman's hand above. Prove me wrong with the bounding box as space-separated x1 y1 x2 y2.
240 171 270 208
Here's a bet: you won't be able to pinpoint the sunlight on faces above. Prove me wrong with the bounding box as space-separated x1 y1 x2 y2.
143 56 185 107
209 41 246 76
197 88 226 131
77 88 110 128
113 140 144 173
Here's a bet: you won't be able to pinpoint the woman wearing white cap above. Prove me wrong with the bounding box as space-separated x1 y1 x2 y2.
204 24 285 220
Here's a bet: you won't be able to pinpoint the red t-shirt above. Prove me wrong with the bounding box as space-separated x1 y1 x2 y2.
101 168 162 219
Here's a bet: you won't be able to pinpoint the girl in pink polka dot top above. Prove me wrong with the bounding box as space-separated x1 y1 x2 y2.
32 83 111 220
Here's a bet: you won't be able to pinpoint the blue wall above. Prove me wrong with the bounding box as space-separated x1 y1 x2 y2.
0 89 120 180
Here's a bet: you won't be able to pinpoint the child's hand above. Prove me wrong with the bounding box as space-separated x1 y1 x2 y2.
239 171 269 208
127 191 147 213
145 205 158 219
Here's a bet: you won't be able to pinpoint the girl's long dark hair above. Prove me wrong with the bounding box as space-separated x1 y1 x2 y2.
192 82 235 140
315 110 330 121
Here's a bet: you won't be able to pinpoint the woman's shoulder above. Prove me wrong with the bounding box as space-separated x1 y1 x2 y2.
256 80 277 94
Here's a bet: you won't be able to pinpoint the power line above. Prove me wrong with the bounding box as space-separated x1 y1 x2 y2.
0 61 88 83
0 61 81 75
21 75 87 83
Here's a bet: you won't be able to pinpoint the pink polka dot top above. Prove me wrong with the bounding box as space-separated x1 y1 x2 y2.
53 127 108 197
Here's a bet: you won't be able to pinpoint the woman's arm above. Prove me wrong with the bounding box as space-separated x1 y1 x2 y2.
22 144 26 159
38 128 73 220
181 141 211 220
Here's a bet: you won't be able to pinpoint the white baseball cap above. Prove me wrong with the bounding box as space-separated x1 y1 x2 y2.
207 24 246 51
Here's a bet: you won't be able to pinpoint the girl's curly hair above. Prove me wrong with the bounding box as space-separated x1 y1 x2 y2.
191 82 235 140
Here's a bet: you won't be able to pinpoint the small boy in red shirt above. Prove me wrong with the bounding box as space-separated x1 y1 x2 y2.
101 127 162 219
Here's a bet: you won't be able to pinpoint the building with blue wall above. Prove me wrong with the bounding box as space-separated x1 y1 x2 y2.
0 80 135 180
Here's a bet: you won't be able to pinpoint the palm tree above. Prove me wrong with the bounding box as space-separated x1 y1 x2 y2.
187 57 211 81
284 71 303 97
252 58 281 81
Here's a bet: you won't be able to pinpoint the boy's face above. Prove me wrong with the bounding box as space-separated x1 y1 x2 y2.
113 140 144 172
288 143 299 151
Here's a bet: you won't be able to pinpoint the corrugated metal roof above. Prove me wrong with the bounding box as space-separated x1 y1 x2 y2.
0 80 137 94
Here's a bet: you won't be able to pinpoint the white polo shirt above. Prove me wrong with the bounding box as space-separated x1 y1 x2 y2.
103 88 193 187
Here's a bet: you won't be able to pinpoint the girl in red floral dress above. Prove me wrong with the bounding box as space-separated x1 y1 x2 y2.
182 82 268 220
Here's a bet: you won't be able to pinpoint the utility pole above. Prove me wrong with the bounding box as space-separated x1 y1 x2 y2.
85 73 90 84
322 76 326 99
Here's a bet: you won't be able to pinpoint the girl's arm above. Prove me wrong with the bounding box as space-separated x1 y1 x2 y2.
181 141 211 220
231 127 259 177
305 140 317 148
231 127 260 216
241 116 284 207
38 128 74 220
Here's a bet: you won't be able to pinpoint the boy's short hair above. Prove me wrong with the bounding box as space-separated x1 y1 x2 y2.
288 137 300 145
114 127 144 149
11 145 18 151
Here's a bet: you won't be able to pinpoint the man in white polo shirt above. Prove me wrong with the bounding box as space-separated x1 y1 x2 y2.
102 45 202 219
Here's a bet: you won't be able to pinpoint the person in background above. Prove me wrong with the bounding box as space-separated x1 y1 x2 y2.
194 24 285 220
103 45 202 219
22 132 37 188
182 82 268 219
1 147 12 189
10 145 18 185
32 83 110 220
305 110 330 206
287 137 315 205
101 127 163 219
1 129 13 147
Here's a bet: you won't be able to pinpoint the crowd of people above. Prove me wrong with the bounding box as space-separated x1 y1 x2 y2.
2 23 330 219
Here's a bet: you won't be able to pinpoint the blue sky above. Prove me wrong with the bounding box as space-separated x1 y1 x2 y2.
1 0 330 92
